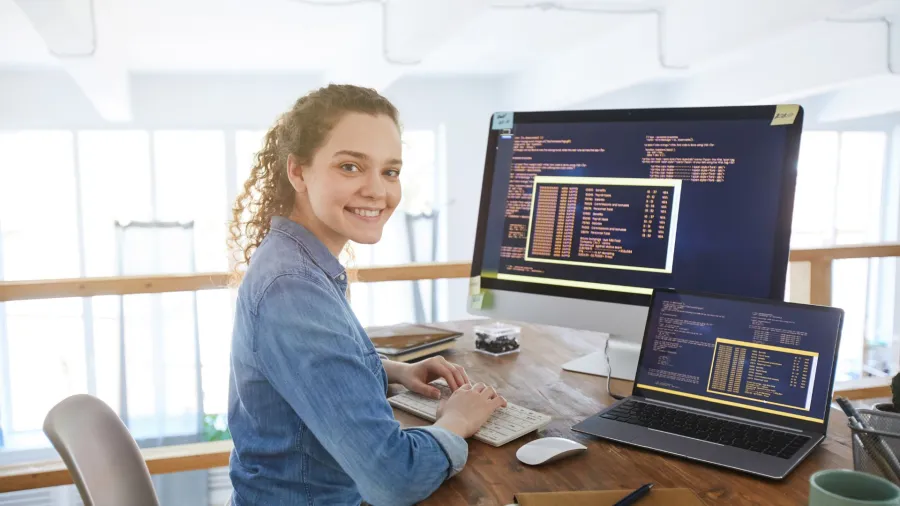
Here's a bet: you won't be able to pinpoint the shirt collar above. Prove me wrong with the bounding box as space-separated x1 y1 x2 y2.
270 216 346 281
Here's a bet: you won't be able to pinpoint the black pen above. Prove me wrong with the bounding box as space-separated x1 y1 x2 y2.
613 483 654 506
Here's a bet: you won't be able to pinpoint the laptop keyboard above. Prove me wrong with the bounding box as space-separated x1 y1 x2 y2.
602 400 811 459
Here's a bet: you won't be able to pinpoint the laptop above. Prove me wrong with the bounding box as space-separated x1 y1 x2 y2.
572 288 844 479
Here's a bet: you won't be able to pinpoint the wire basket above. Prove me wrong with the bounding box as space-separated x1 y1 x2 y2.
850 409 900 485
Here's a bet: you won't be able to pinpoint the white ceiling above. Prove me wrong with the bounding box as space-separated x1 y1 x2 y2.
2 0 900 122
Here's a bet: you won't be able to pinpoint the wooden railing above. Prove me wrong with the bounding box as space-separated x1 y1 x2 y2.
0 261 472 302
2 244 898 305
787 243 900 306
2 244 900 492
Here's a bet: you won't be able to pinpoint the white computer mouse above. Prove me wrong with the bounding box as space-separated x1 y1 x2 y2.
515 437 587 466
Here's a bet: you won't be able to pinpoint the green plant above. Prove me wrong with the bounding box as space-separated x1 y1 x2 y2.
203 414 231 442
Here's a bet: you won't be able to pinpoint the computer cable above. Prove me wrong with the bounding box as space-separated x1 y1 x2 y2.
605 339 627 401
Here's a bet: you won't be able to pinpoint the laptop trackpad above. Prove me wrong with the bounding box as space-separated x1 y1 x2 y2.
632 429 721 460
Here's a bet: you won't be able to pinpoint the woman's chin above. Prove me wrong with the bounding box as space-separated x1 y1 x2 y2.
347 231 383 245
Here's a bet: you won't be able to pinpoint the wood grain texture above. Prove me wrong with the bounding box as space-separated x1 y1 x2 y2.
809 259 833 307
0 320 857 501
390 321 853 506
0 262 471 302
789 243 900 262
832 377 892 401
4 242 900 302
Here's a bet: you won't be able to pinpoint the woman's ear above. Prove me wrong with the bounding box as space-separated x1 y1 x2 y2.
286 154 306 193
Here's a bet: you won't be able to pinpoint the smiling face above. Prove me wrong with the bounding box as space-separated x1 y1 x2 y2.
287 112 402 255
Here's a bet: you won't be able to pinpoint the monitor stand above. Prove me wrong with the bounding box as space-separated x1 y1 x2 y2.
561 336 641 381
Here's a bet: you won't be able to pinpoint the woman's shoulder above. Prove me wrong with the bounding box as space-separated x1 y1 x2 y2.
238 234 329 311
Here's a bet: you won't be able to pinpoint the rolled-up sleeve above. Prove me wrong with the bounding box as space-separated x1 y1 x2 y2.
251 273 467 506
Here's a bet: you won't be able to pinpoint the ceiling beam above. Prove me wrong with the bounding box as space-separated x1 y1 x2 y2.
818 76 900 123
13 0 131 122
503 0 877 110
321 0 485 92
503 14 676 111
671 20 891 107
664 0 877 68
817 14 900 122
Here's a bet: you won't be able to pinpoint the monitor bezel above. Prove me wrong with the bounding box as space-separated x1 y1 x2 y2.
632 288 844 434
470 105 803 308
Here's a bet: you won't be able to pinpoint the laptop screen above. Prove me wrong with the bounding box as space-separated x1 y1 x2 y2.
634 290 843 429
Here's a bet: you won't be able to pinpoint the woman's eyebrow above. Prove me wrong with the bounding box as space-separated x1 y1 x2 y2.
333 150 402 166
333 149 370 161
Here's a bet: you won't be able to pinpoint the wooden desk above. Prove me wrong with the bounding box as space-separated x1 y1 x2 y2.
0 320 853 503
393 321 853 506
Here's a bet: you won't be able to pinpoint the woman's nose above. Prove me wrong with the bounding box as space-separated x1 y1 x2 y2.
360 171 386 199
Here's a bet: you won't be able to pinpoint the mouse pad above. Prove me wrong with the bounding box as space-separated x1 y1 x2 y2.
514 488 704 505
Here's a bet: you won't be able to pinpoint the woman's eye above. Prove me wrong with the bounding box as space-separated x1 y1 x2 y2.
340 163 360 172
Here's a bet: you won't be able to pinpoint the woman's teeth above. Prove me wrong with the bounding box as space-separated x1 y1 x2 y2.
351 208 381 218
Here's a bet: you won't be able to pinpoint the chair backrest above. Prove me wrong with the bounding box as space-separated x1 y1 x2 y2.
43 394 160 506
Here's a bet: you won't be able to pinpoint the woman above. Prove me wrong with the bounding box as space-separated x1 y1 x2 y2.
226 84 506 506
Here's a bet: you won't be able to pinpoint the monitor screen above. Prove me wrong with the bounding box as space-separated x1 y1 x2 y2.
471 107 802 307
634 290 843 430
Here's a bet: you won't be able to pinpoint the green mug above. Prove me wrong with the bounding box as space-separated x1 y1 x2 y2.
809 470 900 505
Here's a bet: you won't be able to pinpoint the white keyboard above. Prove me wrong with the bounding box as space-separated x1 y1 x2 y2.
388 381 552 447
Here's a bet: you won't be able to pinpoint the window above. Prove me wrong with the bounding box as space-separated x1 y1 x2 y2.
154 131 228 272
0 127 443 455
78 131 153 277
0 130 233 452
0 131 84 450
0 131 80 280
790 130 889 381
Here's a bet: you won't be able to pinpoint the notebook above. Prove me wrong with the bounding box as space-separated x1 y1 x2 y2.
384 340 457 363
513 488 704 506
366 323 461 355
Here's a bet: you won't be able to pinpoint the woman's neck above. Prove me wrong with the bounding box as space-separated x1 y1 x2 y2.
287 209 347 257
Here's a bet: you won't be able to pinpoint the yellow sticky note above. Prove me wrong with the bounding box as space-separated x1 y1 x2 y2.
469 276 481 296
469 292 484 309
771 104 800 126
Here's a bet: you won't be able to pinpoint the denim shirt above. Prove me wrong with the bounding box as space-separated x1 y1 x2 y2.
228 217 467 506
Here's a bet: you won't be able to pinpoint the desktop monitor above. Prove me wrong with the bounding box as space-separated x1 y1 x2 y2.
468 106 803 380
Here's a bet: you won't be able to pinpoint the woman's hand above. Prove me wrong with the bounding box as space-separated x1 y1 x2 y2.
392 356 470 399
434 383 507 438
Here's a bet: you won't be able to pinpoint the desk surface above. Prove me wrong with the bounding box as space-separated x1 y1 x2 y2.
0 320 853 503
394 320 853 506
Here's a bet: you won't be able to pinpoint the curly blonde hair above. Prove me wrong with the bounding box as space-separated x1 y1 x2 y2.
227 84 400 284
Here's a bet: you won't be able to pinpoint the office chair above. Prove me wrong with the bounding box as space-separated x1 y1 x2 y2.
43 394 160 506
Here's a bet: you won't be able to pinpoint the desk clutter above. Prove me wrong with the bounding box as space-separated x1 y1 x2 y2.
388 379 551 446
474 322 521 356
366 323 461 362
837 398 900 485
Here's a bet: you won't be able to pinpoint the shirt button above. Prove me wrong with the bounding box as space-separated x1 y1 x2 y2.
339 274 346 280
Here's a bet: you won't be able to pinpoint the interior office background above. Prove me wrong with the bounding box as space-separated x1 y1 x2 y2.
1 0 900 504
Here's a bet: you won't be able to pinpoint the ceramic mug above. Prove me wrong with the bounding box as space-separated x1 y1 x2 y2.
809 469 900 505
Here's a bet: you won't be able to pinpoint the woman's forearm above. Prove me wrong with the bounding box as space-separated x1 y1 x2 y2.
381 358 408 384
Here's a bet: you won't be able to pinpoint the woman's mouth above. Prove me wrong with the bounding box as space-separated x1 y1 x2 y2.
346 207 383 221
